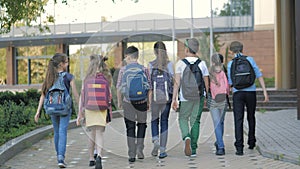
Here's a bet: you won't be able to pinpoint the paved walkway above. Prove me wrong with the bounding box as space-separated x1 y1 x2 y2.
1 109 300 169
254 109 300 165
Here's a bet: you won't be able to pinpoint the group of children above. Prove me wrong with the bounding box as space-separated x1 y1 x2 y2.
34 39 269 169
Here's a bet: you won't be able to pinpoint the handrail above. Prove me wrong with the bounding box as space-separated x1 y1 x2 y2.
1 16 253 38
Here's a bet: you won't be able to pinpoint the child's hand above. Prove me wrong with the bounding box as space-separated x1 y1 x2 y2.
171 101 178 111
76 114 84 126
34 112 40 123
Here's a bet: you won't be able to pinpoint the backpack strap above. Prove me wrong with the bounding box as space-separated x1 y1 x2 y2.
182 58 201 66
182 58 190 65
232 54 247 60
195 59 201 66
58 72 71 92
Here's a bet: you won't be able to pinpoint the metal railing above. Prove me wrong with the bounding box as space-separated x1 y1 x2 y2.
0 16 253 38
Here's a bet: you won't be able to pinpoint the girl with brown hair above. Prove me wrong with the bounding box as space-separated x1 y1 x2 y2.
35 53 79 168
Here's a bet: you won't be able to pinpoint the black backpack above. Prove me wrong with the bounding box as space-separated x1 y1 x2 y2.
181 59 204 100
230 55 256 89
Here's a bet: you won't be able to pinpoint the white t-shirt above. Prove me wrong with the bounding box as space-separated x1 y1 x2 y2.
175 57 209 101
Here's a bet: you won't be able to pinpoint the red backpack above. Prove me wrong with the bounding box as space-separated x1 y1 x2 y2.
81 73 111 111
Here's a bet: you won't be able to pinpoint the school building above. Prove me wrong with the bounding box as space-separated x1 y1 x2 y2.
0 0 299 117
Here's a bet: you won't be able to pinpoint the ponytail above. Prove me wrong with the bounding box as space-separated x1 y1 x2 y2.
41 53 67 95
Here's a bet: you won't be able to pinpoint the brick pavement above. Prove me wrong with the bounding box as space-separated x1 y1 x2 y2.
1 110 300 169
254 109 300 165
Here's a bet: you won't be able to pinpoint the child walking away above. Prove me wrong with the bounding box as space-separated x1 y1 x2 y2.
77 55 112 169
116 46 151 163
208 53 230 156
148 41 174 159
35 53 79 168
227 41 269 156
171 38 209 157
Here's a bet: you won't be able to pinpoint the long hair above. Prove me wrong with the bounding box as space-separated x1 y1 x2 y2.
153 41 169 70
85 54 112 86
41 53 68 95
209 53 223 86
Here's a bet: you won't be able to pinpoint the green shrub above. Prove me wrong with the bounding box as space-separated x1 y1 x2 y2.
255 77 275 88
0 89 40 105
0 90 51 146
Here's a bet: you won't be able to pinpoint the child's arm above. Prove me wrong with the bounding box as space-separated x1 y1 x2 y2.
35 93 45 123
171 73 180 111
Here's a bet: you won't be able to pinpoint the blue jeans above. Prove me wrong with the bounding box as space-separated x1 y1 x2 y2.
210 102 226 149
51 113 71 162
151 101 171 151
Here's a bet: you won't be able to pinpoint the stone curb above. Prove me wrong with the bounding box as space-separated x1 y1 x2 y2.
0 110 123 166
244 122 300 166
0 124 54 166
256 140 300 165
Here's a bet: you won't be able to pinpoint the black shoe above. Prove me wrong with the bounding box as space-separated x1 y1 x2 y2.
128 158 136 163
214 142 218 150
216 148 225 156
235 150 244 156
248 144 256 150
89 160 95 166
95 156 102 169
94 154 97 160
137 150 144 159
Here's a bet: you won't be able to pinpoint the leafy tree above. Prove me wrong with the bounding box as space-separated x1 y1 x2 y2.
198 32 224 66
0 0 52 34
214 0 252 16
0 0 139 34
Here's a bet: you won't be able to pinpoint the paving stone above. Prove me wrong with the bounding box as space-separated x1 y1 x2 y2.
1 110 300 169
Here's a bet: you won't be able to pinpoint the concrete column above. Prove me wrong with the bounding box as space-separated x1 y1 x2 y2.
275 0 295 89
56 43 70 71
56 43 69 55
6 46 16 85
295 0 300 120
114 41 125 69
177 40 185 60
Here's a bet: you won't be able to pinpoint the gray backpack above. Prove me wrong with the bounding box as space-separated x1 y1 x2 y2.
181 59 204 100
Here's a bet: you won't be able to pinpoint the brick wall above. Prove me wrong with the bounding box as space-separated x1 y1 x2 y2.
175 29 275 78
218 29 275 78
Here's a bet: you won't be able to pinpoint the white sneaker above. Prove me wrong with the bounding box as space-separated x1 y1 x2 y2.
58 160 66 168
151 141 160 156
190 153 197 158
184 137 192 156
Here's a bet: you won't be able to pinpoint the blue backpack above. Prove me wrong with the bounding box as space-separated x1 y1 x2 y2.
43 72 72 116
121 63 149 103
151 67 173 103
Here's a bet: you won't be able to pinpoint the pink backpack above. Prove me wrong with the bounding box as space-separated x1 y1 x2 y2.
210 71 229 103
